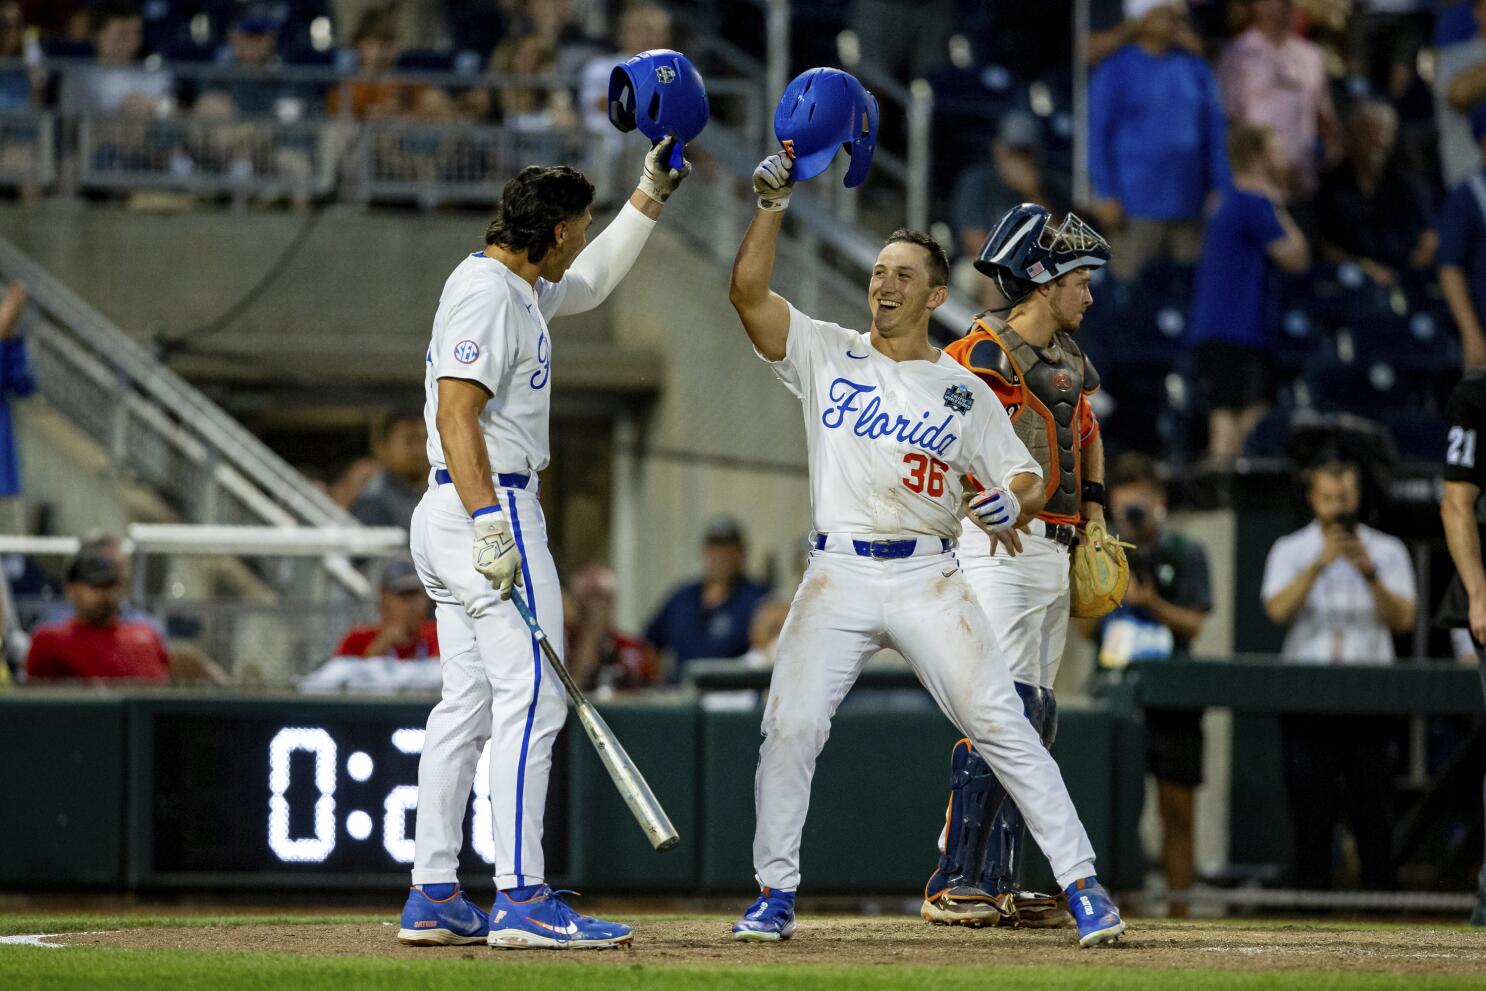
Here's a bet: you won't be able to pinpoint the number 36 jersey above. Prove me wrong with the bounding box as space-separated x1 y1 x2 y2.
763 303 1042 539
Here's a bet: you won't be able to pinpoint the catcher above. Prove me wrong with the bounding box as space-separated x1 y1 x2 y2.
921 203 1128 928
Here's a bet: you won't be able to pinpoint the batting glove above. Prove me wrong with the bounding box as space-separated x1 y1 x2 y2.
638 134 692 204
472 508 523 599
753 152 793 212
968 486 1021 533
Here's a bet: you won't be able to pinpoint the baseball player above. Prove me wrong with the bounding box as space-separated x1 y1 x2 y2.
1439 367 1486 927
395 138 690 949
728 152 1125 948
920 204 1111 929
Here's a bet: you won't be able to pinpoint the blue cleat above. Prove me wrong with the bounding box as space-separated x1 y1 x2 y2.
731 887 797 942
486 885 633 949
396 885 490 945
1063 876 1127 947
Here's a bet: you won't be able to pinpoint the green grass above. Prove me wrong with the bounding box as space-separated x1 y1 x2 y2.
0 915 388 937
0 947 1468 991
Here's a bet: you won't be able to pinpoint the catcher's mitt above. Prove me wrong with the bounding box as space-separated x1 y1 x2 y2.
1069 520 1132 619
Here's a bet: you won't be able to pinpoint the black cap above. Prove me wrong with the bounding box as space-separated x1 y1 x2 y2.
703 516 744 544
66 551 122 587
381 558 425 595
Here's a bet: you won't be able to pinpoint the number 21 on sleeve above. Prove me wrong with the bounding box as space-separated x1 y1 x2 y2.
902 452 948 497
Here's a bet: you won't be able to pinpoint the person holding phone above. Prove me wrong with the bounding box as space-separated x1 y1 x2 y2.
1259 457 1415 890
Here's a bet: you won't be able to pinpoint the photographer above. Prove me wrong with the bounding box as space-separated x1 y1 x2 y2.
1082 452 1211 917
1260 458 1415 890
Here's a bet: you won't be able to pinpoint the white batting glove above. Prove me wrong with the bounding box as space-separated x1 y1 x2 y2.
638 134 691 204
472 509 523 599
967 486 1021 534
753 152 793 212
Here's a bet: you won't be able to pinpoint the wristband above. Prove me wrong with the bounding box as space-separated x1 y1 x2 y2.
1081 481 1107 507
471 505 502 519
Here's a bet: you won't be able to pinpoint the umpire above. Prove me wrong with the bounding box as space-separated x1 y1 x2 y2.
1439 367 1486 926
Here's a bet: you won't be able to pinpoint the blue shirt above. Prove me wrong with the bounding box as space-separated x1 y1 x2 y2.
644 577 769 676
1437 172 1486 324
0 337 36 497
1188 189 1285 348
1089 45 1229 221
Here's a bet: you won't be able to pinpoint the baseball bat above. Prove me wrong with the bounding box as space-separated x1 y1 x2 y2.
507 587 680 852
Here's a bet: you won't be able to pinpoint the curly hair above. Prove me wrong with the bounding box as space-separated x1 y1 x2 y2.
485 165 596 263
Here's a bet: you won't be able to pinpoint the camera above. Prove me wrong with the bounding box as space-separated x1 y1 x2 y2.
1334 512 1359 533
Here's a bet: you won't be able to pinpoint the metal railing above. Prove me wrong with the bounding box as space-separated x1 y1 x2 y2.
0 237 380 599
1 525 406 680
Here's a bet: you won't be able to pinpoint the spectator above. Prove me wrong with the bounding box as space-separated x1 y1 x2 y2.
1081 453 1211 918
1187 124 1310 464
564 562 658 693
486 32 576 131
645 517 769 678
1436 103 1486 368
327 6 450 121
332 0 447 52
334 558 438 659
847 0 950 81
196 7 297 119
514 0 602 81
62 2 174 117
329 456 381 510
1260 458 1414 890
1217 0 1341 201
0 282 35 510
1316 99 1435 286
25 550 170 683
36 534 160 632
1088 0 1230 281
1435 0 1486 191
578 2 672 135
949 111 1071 305
349 409 428 531
1085 0 1205 66
741 599 790 671
0 1 38 110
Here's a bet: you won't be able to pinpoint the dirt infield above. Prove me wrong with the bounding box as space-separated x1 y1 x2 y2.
39 918 1486 975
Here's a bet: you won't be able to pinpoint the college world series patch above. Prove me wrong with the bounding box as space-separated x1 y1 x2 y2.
943 384 974 413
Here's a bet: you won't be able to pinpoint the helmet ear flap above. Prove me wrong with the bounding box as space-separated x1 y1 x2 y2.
608 67 637 132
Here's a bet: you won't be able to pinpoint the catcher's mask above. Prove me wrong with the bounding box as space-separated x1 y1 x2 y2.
974 204 1110 307
608 49 709 170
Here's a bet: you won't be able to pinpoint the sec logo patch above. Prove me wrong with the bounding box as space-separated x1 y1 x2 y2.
453 340 480 364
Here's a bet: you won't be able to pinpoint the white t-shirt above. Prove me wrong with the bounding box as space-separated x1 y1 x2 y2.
1259 520 1416 665
423 252 570 475
763 304 1041 538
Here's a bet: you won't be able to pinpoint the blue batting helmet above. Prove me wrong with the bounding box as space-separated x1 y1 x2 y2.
773 67 878 188
974 204 1110 305
608 49 709 169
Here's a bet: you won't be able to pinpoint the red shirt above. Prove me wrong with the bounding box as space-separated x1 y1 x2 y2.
26 619 171 683
335 620 440 660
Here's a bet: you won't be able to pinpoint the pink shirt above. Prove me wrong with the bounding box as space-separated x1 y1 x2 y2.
1218 26 1334 197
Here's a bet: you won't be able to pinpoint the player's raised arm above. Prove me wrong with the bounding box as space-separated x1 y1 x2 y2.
548 137 691 319
728 153 794 361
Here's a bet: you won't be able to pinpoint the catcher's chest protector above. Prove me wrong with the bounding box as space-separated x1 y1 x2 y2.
994 327 1089 521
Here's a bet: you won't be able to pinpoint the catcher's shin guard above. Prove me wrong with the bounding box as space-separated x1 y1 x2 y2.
978 684 1041 898
921 738 1003 926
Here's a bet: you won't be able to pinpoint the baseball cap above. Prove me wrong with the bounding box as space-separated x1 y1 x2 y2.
702 516 745 544
381 558 425 595
1125 0 1182 20
1471 102 1486 144
997 111 1041 150
234 3 283 33
66 551 122 587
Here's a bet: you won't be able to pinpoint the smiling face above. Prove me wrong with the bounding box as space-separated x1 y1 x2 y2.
868 242 946 339
537 209 593 281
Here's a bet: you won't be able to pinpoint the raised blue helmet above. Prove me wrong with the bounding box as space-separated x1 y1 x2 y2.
774 67 878 187
974 204 1110 305
609 48 709 169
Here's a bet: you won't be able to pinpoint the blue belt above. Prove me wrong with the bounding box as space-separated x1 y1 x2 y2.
434 468 530 489
812 533 951 559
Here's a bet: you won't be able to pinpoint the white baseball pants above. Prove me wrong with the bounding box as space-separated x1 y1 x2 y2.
408 479 568 889
751 543 1097 892
960 525 1071 689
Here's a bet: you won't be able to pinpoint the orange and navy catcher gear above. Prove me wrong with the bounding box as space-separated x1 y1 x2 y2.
945 318 1099 526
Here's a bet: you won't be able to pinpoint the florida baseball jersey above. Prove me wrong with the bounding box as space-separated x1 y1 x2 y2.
422 253 571 474
765 304 1041 538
